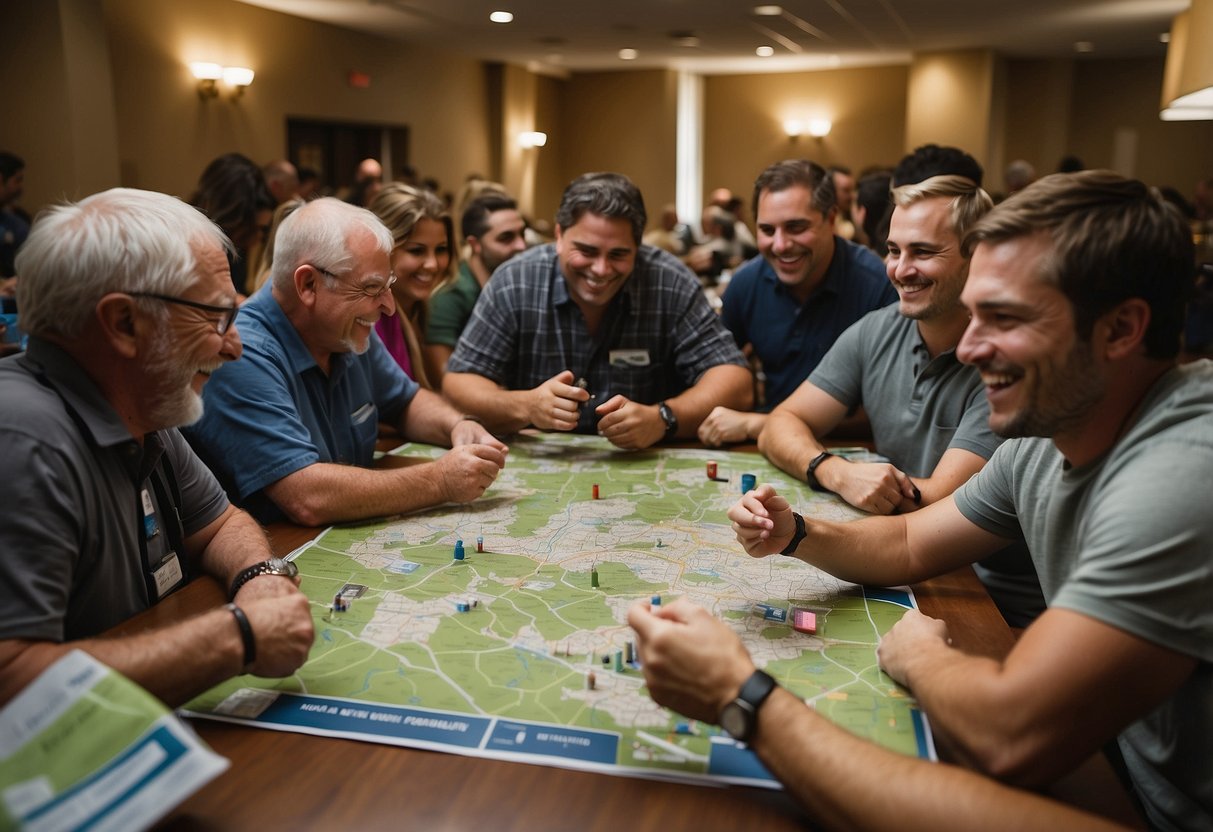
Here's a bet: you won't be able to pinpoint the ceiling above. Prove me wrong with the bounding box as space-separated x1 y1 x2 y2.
234 0 1184 74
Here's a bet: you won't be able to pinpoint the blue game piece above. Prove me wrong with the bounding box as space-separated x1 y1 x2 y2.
740 473 756 493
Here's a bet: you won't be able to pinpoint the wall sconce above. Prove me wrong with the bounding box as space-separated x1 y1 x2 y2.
807 118 832 138
519 131 548 148
190 62 255 100
223 66 256 97
783 118 831 139
1160 1 1213 120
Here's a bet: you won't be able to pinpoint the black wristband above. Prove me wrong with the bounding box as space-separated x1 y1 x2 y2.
225 602 256 670
805 451 835 493
779 512 807 556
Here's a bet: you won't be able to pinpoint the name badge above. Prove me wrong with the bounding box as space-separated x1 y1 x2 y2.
140 488 159 540
151 551 184 599
350 402 376 424
609 349 650 368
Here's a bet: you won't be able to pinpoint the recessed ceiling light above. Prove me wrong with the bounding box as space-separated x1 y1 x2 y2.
1159 32 1171 43
753 5 783 15
489 11 513 24
756 46 774 57
1074 41 1094 53
618 48 638 60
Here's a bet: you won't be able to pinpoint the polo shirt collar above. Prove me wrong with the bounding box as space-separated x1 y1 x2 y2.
247 286 321 374
21 336 137 450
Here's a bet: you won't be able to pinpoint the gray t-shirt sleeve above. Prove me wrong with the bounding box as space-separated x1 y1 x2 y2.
952 441 1025 540
947 385 1000 460
0 429 81 640
807 316 867 408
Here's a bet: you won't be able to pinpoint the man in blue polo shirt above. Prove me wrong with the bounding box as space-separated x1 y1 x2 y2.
698 159 895 446
185 198 508 527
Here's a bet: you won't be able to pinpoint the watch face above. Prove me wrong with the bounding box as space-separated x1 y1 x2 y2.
268 557 299 577
720 701 750 741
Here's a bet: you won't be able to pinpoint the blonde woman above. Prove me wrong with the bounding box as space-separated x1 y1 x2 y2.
368 184 455 389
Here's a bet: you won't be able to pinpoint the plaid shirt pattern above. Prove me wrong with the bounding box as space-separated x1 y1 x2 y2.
447 243 747 432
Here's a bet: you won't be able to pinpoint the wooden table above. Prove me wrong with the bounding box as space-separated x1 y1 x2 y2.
135 537 1013 830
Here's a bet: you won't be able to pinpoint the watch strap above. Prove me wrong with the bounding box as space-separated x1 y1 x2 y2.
658 401 678 439
729 669 778 741
806 451 835 493
779 511 807 556
225 603 256 670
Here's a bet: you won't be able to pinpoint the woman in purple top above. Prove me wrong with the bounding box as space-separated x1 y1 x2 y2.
368 184 455 390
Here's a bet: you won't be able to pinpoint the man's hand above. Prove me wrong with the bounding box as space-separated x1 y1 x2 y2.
628 598 755 723
824 460 920 515
435 444 507 503
876 608 952 688
697 406 763 447
727 484 797 558
451 418 510 456
234 580 314 678
527 370 591 431
595 396 664 449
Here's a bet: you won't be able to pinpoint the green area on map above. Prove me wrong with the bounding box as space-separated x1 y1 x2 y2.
188 434 925 772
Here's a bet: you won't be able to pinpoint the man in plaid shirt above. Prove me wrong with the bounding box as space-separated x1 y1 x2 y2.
445 172 751 450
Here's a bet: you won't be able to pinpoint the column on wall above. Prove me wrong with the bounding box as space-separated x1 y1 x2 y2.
905 50 999 184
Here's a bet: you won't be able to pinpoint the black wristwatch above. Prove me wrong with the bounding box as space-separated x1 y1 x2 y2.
228 557 299 601
720 669 779 743
657 401 678 440
806 451 835 493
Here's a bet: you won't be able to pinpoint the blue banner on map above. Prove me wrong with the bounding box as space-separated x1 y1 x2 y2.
486 721 618 765
706 737 774 781
252 694 492 749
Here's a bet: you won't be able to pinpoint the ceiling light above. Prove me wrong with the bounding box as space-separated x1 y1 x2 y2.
1160 32 1171 43
1074 41 1094 53
618 48 638 60
756 46 774 57
489 11 513 24
753 5 783 15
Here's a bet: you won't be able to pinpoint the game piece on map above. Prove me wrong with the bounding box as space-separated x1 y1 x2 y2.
792 608 818 634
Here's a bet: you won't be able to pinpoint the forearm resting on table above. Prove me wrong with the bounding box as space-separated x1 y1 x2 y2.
264 461 446 526
0 608 245 708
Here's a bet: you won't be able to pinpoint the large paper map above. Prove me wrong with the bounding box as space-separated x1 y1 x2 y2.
185 433 932 787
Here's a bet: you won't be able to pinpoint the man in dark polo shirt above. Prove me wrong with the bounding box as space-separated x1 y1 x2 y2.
698 159 895 447
0 188 313 706
444 172 751 450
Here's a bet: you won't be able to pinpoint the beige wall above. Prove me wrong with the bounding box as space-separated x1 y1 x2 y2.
557 70 679 229
4 0 1210 225
1 0 120 211
906 50 998 173
1001 59 1075 189
704 65 909 217
101 0 493 202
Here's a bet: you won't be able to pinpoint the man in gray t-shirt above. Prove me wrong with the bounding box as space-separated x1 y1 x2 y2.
726 172 1210 830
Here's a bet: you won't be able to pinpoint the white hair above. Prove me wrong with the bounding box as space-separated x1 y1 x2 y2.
15 188 231 338
270 197 393 291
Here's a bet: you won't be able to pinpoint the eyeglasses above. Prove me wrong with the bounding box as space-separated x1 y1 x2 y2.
130 292 237 335
313 265 397 300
